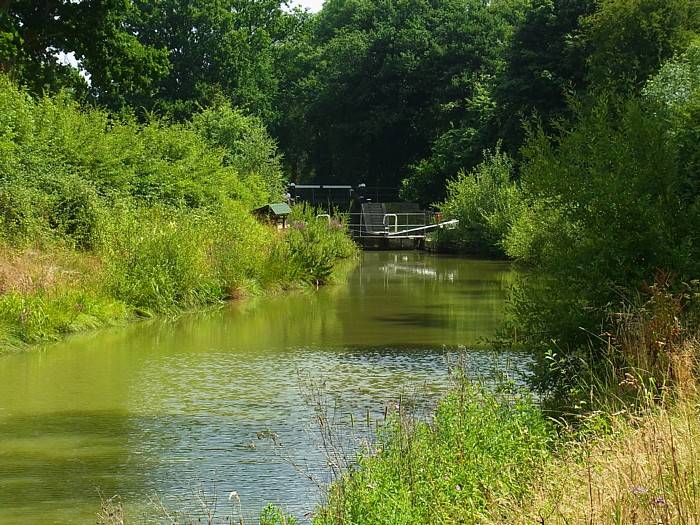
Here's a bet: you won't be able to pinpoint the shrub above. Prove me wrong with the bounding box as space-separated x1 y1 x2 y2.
190 102 286 202
272 208 357 286
0 182 47 244
44 175 105 250
505 94 700 394
438 146 520 257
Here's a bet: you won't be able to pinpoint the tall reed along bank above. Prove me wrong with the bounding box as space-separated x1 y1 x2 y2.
0 77 356 349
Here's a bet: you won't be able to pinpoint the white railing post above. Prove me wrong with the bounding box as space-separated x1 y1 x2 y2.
383 213 398 233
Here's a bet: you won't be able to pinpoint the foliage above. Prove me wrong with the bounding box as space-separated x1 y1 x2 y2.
0 75 278 209
400 125 486 206
437 146 520 256
0 0 170 102
584 0 700 95
125 0 307 120
315 383 553 525
190 102 285 200
283 0 529 189
493 0 594 150
0 77 356 347
644 38 700 193
504 93 700 392
259 504 298 525
268 207 357 286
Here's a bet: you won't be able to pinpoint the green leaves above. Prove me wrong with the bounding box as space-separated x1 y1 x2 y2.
584 0 700 95
283 0 529 188
191 102 285 202
316 384 553 525
438 146 519 256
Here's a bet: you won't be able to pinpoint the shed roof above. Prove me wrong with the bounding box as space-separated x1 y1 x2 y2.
253 202 292 217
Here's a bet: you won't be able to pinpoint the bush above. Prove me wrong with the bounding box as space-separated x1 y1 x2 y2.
190 102 286 202
504 93 700 394
437 146 520 257
0 182 47 245
44 176 105 249
207 200 278 297
267 207 357 286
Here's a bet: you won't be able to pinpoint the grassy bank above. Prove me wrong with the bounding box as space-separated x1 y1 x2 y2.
0 77 357 350
313 276 700 524
489 393 700 524
314 340 700 525
314 382 554 525
0 207 357 350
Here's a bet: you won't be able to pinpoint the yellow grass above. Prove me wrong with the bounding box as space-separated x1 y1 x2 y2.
0 244 102 295
488 341 700 525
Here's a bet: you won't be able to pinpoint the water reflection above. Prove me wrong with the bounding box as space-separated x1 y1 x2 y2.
0 252 521 524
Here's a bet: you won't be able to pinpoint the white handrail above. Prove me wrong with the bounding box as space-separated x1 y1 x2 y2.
385 219 458 237
383 213 398 233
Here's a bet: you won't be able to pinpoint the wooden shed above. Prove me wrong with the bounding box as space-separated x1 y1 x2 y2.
252 203 292 228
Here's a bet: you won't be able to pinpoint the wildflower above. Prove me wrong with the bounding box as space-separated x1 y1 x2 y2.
630 486 648 496
455 485 462 492
651 496 667 507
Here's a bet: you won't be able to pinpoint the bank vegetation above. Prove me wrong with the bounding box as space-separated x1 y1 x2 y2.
0 77 356 350
313 3 700 524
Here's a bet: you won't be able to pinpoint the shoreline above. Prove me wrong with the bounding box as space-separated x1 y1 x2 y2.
0 244 359 355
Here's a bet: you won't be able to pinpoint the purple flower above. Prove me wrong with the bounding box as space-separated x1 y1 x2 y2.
651 496 667 507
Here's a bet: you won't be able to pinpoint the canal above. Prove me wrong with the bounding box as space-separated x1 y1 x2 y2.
0 251 522 523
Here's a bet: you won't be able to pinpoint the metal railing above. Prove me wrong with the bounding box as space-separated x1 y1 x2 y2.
343 212 438 238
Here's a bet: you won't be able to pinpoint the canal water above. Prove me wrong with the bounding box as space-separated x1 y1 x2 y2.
0 251 521 524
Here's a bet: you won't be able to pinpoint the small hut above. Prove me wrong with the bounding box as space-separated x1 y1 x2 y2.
252 203 292 228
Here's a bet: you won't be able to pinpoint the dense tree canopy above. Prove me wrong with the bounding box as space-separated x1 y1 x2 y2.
126 0 308 119
0 0 170 101
0 0 698 196
283 0 530 189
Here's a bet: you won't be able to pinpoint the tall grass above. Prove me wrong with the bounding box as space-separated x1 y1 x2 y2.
485 333 700 525
0 202 356 348
314 381 554 525
484 391 700 525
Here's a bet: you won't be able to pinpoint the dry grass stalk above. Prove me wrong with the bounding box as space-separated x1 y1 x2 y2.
96 493 125 525
0 244 102 295
487 392 700 524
